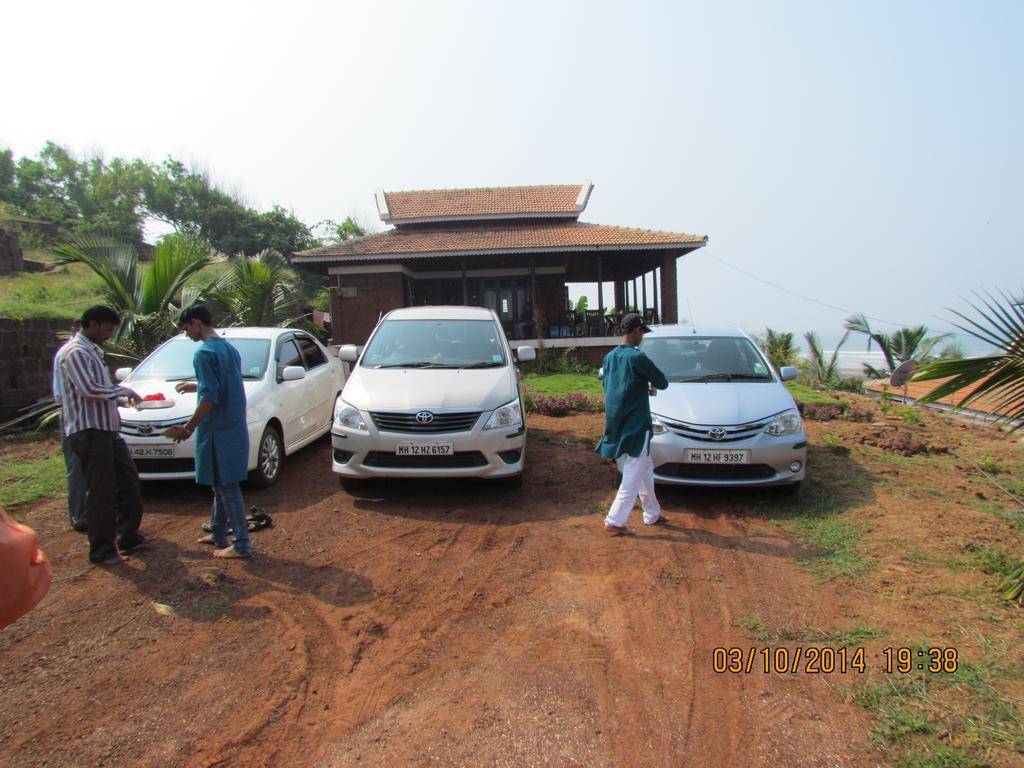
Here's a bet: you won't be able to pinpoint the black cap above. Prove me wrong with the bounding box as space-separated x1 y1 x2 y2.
621 313 652 334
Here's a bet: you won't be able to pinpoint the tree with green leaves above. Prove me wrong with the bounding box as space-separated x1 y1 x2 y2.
914 290 1024 429
843 313 950 378
51 233 213 361
210 249 305 328
804 330 848 388
757 328 799 370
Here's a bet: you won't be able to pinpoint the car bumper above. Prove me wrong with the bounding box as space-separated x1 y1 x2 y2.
120 422 263 481
637 430 807 487
331 421 526 479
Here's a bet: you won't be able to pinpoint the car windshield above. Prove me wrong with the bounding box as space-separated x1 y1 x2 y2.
130 336 271 381
639 335 774 382
361 319 508 368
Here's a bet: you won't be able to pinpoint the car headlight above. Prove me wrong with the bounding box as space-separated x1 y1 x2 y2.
483 398 523 430
764 409 802 436
651 414 668 435
334 398 367 430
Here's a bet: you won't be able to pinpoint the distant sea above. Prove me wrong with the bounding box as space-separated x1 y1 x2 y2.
808 332 994 379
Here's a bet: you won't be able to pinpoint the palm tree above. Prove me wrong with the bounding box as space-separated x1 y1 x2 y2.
51 233 213 361
843 313 950 378
804 330 848 388
210 249 305 327
914 289 1024 429
760 328 799 370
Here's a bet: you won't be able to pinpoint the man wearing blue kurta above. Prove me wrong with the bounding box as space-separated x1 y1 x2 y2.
595 313 669 535
166 306 253 559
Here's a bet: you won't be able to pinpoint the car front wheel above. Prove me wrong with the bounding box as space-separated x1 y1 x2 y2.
249 425 283 488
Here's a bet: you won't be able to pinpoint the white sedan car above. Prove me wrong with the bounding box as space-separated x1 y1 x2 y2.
115 327 345 486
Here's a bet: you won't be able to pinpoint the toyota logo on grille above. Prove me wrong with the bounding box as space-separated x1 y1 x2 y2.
137 424 154 436
415 411 434 424
707 427 727 441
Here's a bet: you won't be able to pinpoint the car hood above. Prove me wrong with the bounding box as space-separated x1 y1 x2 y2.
343 367 515 412
651 381 798 425
117 380 260 422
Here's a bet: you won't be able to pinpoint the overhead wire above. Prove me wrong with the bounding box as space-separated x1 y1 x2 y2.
708 255 911 328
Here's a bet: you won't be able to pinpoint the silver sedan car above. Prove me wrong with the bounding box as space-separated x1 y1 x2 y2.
626 325 807 489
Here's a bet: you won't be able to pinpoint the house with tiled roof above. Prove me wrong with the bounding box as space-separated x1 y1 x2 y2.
292 183 707 349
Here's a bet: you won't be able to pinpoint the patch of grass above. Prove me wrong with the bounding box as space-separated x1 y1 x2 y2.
975 454 1004 474
821 626 886 647
0 454 65 507
733 617 884 647
851 639 1023 766
964 544 1018 577
0 263 105 319
785 382 847 408
822 431 840 448
972 500 1024 530
521 372 603 399
900 406 922 425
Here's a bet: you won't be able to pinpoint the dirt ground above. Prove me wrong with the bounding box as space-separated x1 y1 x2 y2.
1 400 1022 768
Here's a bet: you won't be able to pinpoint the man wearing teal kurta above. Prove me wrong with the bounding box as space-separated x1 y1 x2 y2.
167 306 253 559
595 313 669 535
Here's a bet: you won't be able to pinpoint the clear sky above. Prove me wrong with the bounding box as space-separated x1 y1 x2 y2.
3 0 1021 348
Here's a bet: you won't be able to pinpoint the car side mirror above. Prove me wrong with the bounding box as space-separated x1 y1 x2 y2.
780 366 798 382
281 365 306 382
338 345 359 363
114 367 133 382
515 346 536 362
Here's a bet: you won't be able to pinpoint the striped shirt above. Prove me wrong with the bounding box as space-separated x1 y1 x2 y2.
51 337 77 403
59 334 133 436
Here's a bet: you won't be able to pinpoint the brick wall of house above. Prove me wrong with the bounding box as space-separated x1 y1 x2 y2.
329 273 407 345
0 318 69 418
532 274 568 337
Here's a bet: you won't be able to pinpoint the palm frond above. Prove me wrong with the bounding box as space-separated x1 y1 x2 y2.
914 288 1024 430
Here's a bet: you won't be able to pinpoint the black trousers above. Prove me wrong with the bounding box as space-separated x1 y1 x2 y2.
68 429 144 562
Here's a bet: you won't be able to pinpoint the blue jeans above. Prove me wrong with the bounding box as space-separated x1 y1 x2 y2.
210 482 252 557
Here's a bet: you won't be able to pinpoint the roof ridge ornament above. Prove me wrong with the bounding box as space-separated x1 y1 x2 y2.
374 189 390 221
575 181 594 211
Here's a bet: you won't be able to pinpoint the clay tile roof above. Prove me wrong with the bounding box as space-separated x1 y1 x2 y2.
863 376 1022 420
378 184 591 223
292 221 707 262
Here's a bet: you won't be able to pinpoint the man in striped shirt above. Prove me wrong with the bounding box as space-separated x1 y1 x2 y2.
52 317 87 532
60 305 148 565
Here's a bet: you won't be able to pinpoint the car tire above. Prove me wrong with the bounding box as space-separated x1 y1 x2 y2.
249 425 283 488
339 477 367 491
498 474 523 490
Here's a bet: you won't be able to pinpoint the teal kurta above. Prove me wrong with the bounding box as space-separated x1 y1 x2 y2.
595 345 669 460
193 336 249 486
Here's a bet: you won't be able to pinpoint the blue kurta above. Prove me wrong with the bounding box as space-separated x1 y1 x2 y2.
595 345 669 460
193 336 249 486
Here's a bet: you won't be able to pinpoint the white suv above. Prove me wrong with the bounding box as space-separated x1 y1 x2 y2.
332 306 535 488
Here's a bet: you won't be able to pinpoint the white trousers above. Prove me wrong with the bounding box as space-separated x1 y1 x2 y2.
604 432 662 528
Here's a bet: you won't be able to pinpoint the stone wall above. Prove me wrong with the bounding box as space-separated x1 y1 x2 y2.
0 228 24 275
0 318 70 419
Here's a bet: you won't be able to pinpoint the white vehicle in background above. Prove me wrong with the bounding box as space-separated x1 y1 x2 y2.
115 327 344 487
635 325 807 489
331 306 535 489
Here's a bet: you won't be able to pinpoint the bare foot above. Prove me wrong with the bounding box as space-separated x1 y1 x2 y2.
213 546 250 559
198 534 219 545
